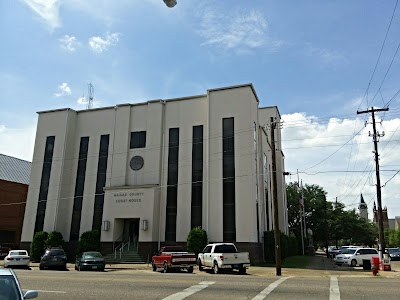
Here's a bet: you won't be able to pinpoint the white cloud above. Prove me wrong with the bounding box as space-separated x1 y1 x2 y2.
54 82 71 97
282 113 400 218
88 33 120 53
23 0 61 31
59 35 79 52
0 124 36 161
197 8 281 53
305 44 346 67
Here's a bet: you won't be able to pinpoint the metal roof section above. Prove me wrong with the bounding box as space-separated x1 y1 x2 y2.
0 154 31 185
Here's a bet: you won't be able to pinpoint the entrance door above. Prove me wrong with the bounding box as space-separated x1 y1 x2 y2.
123 219 139 246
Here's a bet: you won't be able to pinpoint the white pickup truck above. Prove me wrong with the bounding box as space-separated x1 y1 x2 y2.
197 243 250 274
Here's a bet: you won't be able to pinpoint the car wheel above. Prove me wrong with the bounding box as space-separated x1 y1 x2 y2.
213 261 219 274
152 262 157 272
351 259 357 267
75 265 77 270
198 259 203 271
239 267 246 275
39 265 44 270
187 266 194 273
163 262 169 273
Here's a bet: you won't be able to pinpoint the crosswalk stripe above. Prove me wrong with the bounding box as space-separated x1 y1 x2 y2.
162 281 215 300
251 277 292 300
329 276 340 300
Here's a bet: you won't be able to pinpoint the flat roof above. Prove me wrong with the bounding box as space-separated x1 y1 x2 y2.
37 83 259 114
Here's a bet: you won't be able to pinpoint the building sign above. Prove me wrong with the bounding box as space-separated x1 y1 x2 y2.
113 191 144 204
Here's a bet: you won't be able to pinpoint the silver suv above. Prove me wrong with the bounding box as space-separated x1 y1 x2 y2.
335 247 378 267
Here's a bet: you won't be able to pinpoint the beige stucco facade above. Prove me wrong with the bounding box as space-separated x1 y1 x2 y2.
21 84 288 261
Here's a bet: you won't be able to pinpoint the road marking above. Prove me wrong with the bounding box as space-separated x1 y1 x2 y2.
162 281 215 300
252 277 292 300
329 276 340 300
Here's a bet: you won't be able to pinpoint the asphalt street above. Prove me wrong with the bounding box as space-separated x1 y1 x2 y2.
12 266 400 300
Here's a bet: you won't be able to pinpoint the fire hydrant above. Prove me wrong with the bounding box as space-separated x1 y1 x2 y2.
372 264 379 276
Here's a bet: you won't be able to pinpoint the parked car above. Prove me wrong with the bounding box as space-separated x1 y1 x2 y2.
3 250 30 268
39 248 67 270
75 251 105 271
387 248 400 261
335 247 378 267
197 243 250 274
327 246 339 259
0 268 38 299
152 246 197 273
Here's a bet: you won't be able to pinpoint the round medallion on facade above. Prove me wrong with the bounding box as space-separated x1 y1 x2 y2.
130 156 144 171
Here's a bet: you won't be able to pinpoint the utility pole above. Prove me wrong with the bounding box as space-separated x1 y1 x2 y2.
357 107 388 260
297 170 304 255
270 117 282 276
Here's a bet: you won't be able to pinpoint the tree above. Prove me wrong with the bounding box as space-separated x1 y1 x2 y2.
286 181 378 247
186 227 208 254
78 230 101 254
45 231 65 249
30 231 48 262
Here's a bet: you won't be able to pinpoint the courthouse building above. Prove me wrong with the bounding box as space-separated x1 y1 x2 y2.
21 84 288 262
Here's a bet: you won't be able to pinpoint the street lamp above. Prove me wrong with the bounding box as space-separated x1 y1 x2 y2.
163 0 177 7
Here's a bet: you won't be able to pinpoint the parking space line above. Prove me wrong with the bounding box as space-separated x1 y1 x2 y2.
329 276 340 300
252 276 292 300
162 281 215 300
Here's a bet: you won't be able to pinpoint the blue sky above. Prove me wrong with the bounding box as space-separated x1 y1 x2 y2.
1 0 400 218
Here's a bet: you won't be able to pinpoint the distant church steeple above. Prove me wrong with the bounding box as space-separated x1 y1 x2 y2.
359 194 368 220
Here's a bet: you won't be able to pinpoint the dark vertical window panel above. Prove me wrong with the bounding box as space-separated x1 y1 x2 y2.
130 131 146 148
265 189 269 231
165 128 179 242
70 137 89 241
191 125 203 229
34 136 55 233
222 118 236 242
92 135 109 231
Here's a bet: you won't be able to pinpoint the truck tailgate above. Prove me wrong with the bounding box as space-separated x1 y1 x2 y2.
222 252 250 265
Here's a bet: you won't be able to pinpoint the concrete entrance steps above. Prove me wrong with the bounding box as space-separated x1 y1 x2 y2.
104 249 147 264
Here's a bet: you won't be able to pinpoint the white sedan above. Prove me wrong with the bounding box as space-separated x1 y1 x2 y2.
4 250 30 268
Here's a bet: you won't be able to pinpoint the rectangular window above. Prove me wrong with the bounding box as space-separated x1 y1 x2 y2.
165 128 179 242
222 118 236 241
92 134 109 231
34 136 55 233
191 125 203 229
130 131 146 148
70 137 89 241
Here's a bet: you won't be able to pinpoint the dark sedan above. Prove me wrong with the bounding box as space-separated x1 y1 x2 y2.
39 248 68 270
388 248 400 261
75 252 105 271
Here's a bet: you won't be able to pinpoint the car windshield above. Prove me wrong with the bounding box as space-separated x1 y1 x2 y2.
10 251 27 256
47 250 65 256
341 249 356 254
83 252 102 258
388 248 400 254
0 275 22 300
214 245 238 253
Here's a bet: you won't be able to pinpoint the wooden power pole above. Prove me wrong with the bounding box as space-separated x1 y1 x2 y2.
270 117 282 276
357 107 388 259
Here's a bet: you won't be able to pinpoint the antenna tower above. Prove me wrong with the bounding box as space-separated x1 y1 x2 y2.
87 83 94 109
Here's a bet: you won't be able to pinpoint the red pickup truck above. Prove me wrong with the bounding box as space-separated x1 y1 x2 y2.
152 246 197 273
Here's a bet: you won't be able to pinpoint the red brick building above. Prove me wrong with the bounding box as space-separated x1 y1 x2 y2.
0 154 31 247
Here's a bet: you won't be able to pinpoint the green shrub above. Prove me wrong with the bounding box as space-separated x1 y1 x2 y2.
186 227 208 254
77 230 101 255
30 231 48 262
263 230 297 263
45 231 65 249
